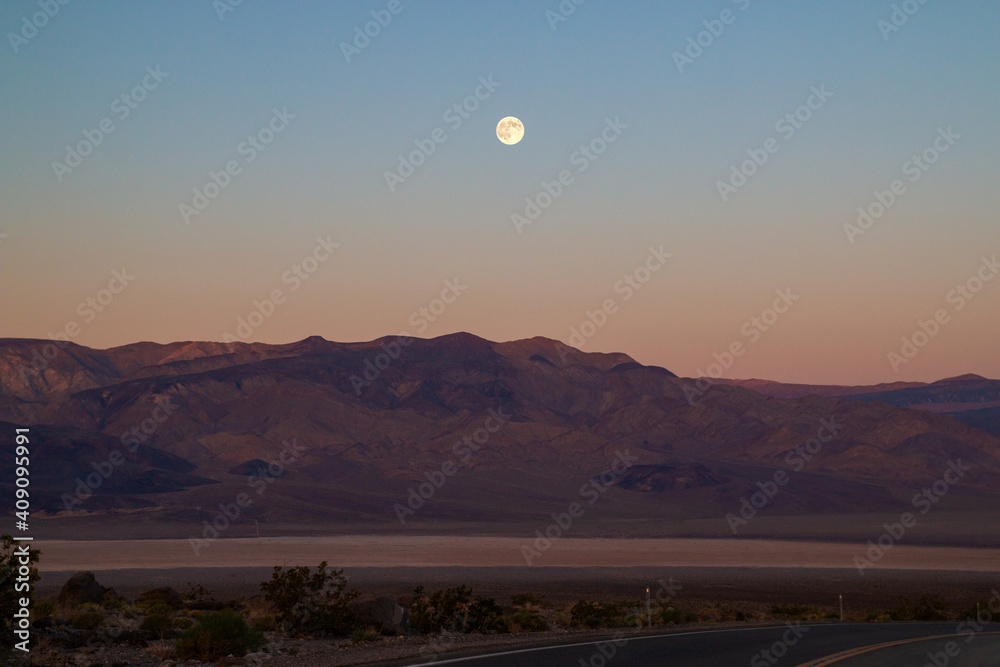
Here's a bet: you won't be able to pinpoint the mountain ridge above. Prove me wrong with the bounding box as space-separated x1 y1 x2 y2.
2 334 999 541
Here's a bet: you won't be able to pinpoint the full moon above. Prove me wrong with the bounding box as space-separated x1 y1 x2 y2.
496 117 524 145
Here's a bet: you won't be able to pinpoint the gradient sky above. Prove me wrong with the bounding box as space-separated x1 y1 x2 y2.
1 1 998 384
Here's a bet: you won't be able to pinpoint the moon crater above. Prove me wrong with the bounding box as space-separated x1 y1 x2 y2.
496 117 524 145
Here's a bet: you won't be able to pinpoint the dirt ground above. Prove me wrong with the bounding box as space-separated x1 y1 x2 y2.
22 538 1000 667
34 565 1000 612
33 536 1000 572
30 536 1000 614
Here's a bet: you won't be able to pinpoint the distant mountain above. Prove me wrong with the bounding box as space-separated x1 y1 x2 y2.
3 335 1000 541
713 375 1000 435
705 378 928 399
948 406 1000 436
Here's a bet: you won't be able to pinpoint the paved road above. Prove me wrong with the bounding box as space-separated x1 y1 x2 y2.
802 632 1000 666
403 623 966 666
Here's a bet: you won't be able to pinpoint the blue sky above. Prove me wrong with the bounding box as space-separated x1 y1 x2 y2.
1 0 998 383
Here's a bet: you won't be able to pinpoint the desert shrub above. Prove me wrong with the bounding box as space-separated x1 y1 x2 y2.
509 608 549 632
659 607 697 625
141 601 174 618
911 594 951 621
864 611 892 622
512 592 546 608
71 609 105 630
351 627 381 643
570 600 624 628
959 601 991 623
770 604 812 617
139 613 175 639
33 601 55 619
182 582 212 603
260 562 358 636
410 585 473 634
252 614 276 632
103 598 125 611
891 594 950 621
147 639 175 660
713 603 749 621
174 609 264 660
913 594 951 621
466 597 509 634
120 604 144 620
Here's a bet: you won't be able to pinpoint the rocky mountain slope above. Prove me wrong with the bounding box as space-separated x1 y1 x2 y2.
2 334 999 540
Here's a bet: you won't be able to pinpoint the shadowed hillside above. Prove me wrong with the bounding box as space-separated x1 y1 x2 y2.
3 334 1000 542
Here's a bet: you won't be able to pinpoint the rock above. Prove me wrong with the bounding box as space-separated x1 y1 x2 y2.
58 572 113 606
138 587 184 609
350 596 410 634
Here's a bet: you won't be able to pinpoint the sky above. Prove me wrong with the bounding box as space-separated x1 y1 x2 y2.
1 0 998 385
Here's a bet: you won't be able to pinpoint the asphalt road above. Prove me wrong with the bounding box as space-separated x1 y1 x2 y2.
403 623 969 666
802 632 1000 666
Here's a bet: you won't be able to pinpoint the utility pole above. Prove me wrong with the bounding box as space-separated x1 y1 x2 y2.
255 519 260 537
839 594 843 622
646 586 652 628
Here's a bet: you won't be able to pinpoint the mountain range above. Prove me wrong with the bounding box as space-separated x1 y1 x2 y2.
710 375 1000 435
2 334 999 544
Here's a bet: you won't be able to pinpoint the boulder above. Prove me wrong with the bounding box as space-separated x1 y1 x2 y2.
137 587 184 609
350 596 410 634
58 572 115 606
